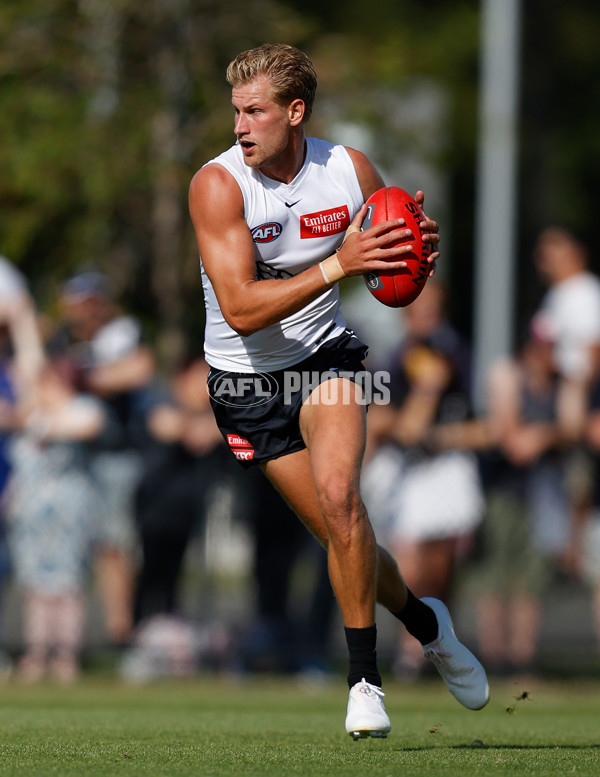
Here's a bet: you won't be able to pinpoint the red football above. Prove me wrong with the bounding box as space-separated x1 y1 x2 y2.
362 186 432 308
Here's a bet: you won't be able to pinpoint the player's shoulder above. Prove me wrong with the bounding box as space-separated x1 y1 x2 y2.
306 137 382 199
343 145 371 166
305 136 357 165
342 146 385 200
190 159 236 196
189 157 244 218
306 136 338 154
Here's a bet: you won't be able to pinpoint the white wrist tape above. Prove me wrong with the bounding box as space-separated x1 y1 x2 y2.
319 254 346 287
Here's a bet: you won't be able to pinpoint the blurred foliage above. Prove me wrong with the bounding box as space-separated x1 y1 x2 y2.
0 0 597 353
518 0 600 321
0 0 312 360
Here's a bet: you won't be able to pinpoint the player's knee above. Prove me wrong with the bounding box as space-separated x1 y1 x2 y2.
316 474 364 524
319 478 368 548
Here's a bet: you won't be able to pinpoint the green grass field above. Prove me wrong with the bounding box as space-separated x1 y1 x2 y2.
0 675 598 776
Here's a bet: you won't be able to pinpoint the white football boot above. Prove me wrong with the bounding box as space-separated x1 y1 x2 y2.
345 678 391 740
421 597 490 710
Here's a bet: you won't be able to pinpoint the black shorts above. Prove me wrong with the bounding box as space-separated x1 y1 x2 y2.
207 329 369 467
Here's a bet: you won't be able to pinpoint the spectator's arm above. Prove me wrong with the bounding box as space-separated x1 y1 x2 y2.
86 345 155 396
2 292 45 391
586 406 600 452
556 376 589 444
389 352 453 447
503 422 562 466
485 357 521 446
431 419 491 451
27 400 105 442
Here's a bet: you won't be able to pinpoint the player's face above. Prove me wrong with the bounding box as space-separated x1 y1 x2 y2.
231 76 296 172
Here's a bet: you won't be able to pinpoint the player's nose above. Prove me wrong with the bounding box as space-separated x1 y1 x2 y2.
234 113 248 137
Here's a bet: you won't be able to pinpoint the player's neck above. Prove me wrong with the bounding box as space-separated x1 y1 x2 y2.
259 133 307 184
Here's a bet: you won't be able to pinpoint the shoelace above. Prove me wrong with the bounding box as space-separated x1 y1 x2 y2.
357 678 386 699
423 649 448 668
424 646 451 660
424 648 474 675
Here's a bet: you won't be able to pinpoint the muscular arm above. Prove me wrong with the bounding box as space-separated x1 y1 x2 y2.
189 162 413 337
345 147 385 200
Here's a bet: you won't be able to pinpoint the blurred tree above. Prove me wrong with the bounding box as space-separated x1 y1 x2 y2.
0 0 597 353
285 0 599 338
518 0 600 326
0 0 311 364
282 0 481 334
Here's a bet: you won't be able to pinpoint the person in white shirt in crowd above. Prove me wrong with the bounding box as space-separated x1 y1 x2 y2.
530 228 600 579
47 271 156 648
531 227 600 440
7 358 106 683
0 255 45 675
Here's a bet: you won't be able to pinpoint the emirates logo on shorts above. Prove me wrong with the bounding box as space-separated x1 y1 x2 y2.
227 434 255 461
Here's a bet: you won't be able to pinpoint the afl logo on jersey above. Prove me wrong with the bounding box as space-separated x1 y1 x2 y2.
252 222 282 243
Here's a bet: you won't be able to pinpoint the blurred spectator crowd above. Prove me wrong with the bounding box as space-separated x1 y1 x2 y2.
1 225 600 685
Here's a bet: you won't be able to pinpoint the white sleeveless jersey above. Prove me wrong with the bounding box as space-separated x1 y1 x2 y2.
200 137 365 371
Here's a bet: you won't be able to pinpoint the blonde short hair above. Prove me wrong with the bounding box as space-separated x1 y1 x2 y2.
226 43 317 121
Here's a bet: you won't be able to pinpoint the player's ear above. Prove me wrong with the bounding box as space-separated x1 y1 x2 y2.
288 99 305 126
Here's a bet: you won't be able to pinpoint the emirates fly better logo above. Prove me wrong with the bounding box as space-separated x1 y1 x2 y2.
300 205 350 238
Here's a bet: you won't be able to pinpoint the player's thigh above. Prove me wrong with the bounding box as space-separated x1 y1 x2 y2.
261 449 328 548
299 377 367 486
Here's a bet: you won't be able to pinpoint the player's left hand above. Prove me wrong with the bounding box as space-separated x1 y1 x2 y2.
415 190 440 278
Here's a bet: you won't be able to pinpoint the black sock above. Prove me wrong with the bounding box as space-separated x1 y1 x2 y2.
344 624 381 689
393 590 438 645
